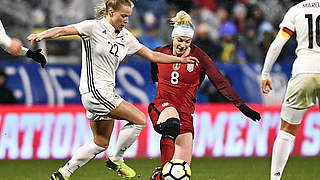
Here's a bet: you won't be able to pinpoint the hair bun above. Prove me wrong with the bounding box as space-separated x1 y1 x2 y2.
170 11 194 29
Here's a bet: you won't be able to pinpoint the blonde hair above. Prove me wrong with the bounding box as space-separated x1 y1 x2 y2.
95 0 134 18
170 11 194 29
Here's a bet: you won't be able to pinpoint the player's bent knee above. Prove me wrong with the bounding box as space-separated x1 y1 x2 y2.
136 116 146 125
94 136 110 148
135 124 146 131
155 117 180 140
280 119 300 135
124 122 146 131
133 111 146 125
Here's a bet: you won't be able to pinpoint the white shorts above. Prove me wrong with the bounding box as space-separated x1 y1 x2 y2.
81 88 123 121
281 73 320 124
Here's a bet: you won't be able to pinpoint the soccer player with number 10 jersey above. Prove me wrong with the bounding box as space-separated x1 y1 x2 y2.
261 0 320 179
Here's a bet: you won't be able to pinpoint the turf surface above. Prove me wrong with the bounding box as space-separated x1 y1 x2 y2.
0 157 319 180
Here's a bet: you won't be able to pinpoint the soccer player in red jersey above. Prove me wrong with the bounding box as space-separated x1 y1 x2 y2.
148 11 261 180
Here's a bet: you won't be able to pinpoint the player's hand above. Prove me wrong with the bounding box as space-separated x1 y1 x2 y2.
261 78 272 94
26 49 47 68
238 104 261 121
27 33 43 45
180 56 199 66
8 39 23 56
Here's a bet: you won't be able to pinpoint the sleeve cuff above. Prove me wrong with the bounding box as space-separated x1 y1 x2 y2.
261 72 270 80
20 47 28 56
0 34 12 48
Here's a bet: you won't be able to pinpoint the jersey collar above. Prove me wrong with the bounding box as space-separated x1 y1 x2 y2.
101 18 120 34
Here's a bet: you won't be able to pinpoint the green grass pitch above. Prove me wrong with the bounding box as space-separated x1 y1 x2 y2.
0 157 319 180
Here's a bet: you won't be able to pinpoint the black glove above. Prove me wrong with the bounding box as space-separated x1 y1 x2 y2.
26 49 47 68
238 104 261 121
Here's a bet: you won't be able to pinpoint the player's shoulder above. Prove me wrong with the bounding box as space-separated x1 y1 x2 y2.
296 0 320 8
154 44 171 52
190 43 201 52
120 28 131 35
73 19 99 28
287 0 320 13
283 3 298 16
119 28 138 40
75 19 101 30
190 43 206 57
83 19 100 25
189 44 215 66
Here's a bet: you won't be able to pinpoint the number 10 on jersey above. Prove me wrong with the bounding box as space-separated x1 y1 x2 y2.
305 14 320 49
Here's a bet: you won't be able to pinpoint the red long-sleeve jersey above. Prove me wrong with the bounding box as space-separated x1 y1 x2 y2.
151 44 243 114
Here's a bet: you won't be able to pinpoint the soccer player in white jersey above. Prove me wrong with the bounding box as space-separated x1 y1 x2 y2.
27 0 198 179
261 1 320 179
0 20 46 67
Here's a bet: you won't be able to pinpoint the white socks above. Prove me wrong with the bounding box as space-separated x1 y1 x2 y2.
59 123 145 178
271 130 295 180
112 123 145 161
61 141 106 178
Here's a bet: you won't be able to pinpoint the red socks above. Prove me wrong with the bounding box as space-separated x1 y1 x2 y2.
160 137 175 168
155 174 161 180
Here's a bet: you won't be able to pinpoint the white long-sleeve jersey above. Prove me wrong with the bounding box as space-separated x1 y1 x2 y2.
73 18 142 94
0 19 28 55
0 20 12 48
262 0 320 80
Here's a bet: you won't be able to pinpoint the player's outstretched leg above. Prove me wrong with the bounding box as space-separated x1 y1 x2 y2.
106 155 136 178
50 168 69 180
149 167 162 180
50 141 106 180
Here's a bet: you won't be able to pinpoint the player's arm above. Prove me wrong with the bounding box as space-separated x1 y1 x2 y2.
27 25 79 44
0 20 47 67
136 45 199 64
197 47 260 121
26 25 79 68
199 47 243 106
0 20 22 56
0 20 12 48
261 27 292 94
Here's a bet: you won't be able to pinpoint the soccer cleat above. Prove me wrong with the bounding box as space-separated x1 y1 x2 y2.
50 168 69 180
149 167 162 180
105 155 136 178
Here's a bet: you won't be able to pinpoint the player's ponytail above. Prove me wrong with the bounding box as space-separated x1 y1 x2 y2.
95 1 108 18
170 11 194 29
95 0 134 19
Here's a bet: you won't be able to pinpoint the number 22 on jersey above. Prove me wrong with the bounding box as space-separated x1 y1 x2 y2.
108 42 119 57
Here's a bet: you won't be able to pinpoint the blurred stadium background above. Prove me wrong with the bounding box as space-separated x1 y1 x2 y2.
0 0 319 179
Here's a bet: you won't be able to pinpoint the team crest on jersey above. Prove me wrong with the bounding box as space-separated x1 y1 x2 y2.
187 64 194 72
162 102 169 107
173 63 181 70
115 36 125 46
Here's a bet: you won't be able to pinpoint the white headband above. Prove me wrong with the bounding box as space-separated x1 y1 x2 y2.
171 25 194 38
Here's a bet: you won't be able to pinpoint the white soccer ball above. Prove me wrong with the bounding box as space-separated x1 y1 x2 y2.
162 159 191 180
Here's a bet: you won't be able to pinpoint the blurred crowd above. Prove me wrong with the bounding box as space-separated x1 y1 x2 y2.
0 0 301 63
